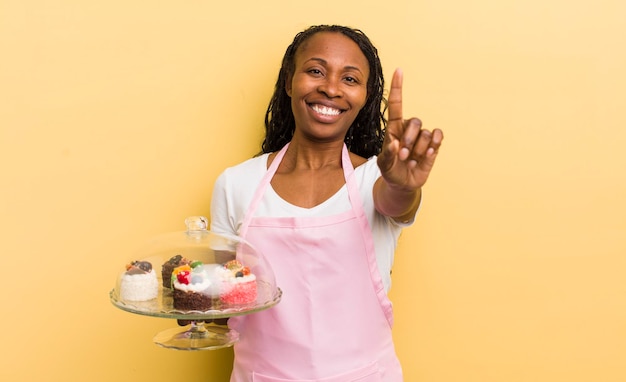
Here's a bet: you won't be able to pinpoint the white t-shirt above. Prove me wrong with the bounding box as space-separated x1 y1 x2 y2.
210 154 416 292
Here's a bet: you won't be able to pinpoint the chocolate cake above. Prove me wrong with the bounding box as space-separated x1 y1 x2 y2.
161 254 191 288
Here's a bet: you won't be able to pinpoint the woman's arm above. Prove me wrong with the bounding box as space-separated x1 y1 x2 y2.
374 69 443 222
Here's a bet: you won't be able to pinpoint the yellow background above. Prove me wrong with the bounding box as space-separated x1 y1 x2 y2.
1 0 625 381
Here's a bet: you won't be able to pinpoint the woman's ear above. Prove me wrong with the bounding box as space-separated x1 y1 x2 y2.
285 74 292 97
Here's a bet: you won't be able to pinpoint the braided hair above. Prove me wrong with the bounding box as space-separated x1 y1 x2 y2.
261 25 387 158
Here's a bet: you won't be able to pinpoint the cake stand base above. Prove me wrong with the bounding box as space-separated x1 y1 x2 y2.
153 321 239 351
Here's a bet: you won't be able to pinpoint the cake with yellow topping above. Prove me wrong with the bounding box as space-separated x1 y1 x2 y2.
161 254 191 289
171 261 219 311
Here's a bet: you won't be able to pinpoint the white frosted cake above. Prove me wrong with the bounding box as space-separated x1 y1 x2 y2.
119 260 159 301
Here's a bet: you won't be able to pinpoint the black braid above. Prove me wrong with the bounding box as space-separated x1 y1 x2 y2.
261 25 387 158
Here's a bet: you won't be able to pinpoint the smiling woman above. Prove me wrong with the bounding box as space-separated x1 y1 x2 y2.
209 24 443 382
4 0 625 381
261 25 389 159
286 32 369 145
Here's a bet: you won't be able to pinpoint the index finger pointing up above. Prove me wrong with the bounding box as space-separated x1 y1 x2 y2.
388 68 404 125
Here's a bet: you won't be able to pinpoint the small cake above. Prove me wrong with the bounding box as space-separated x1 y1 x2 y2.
218 260 257 305
171 262 217 311
119 260 158 301
161 254 191 288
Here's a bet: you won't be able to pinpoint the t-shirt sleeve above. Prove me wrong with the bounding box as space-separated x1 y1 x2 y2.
210 155 268 237
210 170 237 236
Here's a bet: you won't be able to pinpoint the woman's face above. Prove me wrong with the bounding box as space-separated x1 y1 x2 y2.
287 32 369 144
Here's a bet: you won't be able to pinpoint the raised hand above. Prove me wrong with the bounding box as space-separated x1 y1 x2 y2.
377 69 443 192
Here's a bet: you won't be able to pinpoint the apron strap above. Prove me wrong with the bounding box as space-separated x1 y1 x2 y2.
239 143 290 238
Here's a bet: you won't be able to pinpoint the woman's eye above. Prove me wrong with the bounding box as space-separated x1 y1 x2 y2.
308 69 322 75
344 76 358 83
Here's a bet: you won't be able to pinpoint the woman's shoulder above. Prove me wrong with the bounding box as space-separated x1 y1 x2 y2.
349 152 368 168
354 154 380 177
220 153 269 178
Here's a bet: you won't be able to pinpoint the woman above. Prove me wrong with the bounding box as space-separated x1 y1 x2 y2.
211 24 444 382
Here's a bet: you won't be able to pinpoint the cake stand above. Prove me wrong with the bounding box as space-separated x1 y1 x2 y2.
109 216 282 351
110 281 282 351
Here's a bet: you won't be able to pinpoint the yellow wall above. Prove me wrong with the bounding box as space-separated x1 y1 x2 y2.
1 1 624 381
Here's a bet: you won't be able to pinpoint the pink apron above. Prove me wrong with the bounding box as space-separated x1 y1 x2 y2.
230 143 403 382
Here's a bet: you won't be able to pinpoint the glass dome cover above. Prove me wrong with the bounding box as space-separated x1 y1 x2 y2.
111 216 281 321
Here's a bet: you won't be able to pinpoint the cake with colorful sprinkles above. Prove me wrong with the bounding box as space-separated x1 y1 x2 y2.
119 260 158 302
171 261 219 311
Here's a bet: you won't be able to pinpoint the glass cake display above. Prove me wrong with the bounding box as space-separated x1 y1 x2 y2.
110 216 282 350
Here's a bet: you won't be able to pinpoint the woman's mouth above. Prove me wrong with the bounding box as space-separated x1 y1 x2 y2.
310 104 342 116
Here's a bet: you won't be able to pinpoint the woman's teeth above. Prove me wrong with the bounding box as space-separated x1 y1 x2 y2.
312 104 341 116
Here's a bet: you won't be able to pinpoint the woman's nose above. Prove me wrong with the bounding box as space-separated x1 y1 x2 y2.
318 76 342 98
